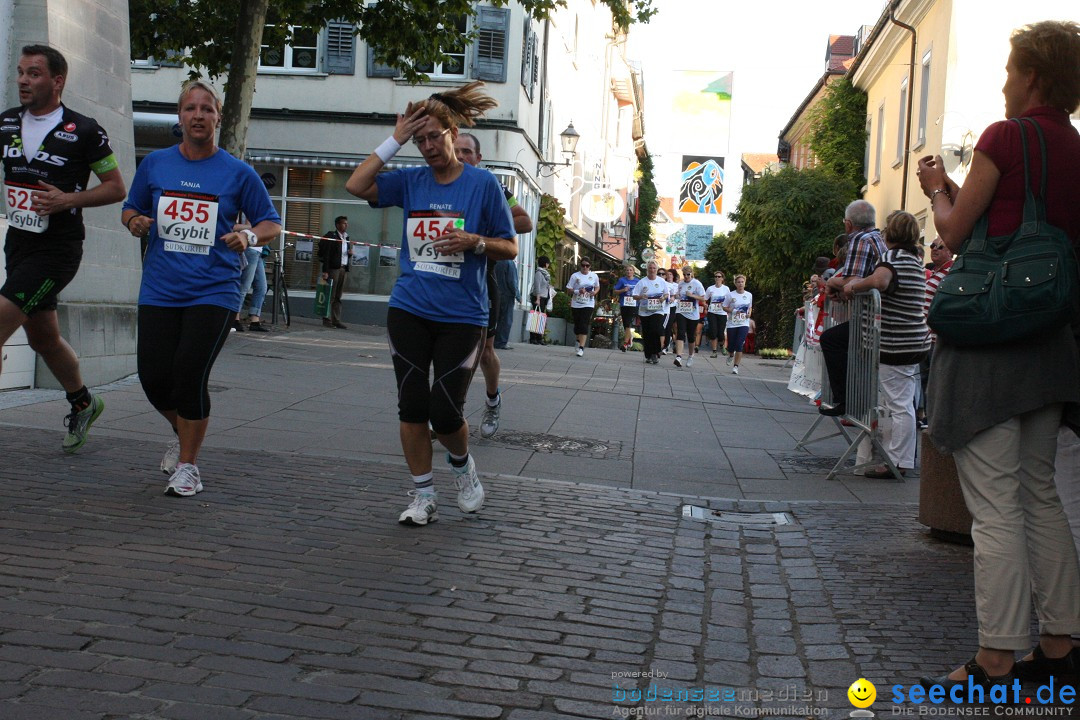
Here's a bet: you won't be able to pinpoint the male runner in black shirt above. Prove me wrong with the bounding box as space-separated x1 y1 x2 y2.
0 45 126 451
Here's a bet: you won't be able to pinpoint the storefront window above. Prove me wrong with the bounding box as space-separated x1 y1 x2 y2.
255 165 404 295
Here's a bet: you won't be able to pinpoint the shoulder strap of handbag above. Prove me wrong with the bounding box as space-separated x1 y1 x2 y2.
1015 116 1050 236
966 117 1045 254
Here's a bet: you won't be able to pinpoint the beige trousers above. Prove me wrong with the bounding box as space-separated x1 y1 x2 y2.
952 403 1080 650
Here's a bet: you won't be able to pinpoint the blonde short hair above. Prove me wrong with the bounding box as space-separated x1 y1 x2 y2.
178 79 223 114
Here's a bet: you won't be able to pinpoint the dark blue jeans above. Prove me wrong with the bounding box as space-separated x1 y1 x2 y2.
494 290 515 347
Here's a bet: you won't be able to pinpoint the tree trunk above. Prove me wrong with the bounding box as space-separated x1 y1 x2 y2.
219 0 270 159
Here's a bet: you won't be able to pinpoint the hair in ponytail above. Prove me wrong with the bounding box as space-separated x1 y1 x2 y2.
421 81 497 129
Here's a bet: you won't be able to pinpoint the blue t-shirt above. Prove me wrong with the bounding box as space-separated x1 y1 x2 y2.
375 163 514 326
125 146 280 310
614 276 640 307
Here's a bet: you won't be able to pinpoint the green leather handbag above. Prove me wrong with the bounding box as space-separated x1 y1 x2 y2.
928 117 1080 347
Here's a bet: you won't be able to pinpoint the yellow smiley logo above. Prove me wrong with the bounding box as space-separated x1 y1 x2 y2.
847 678 876 708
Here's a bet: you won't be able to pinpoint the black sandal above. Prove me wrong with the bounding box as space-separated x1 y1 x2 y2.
918 656 1016 691
1014 644 1077 684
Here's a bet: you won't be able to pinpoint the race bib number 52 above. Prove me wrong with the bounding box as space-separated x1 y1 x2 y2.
5 181 48 234
407 211 465 264
157 190 219 251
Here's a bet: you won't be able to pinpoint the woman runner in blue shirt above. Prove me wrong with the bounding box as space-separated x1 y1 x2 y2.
346 82 517 526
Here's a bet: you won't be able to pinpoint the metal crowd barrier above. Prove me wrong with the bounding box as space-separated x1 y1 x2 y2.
795 290 903 481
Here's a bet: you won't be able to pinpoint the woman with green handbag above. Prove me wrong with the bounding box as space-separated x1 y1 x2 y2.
915 21 1080 692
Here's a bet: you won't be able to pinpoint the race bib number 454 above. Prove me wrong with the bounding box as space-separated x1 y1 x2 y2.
5 181 48 234
407 211 465 264
157 190 219 247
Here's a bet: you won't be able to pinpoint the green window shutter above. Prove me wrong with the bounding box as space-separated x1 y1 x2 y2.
472 6 509 83
324 20 356 75
367 46 398 77
520 22 535 100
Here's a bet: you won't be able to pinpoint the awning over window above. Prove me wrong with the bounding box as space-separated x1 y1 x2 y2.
246 154 426 171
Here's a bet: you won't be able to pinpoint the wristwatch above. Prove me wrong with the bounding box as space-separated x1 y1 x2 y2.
240 229 258 247
473 238 486 255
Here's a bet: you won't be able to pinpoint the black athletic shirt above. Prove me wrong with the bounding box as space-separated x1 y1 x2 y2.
1 104 119 244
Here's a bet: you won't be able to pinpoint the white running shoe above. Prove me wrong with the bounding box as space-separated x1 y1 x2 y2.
480 396 501 439
161 438 181 475
732 365 739 375
673 355 682 368
576 346 584 357
726 354 734 366
687 355 695 368
165 463 203 497
661 348 669 355
710 351 718 359
398 490 439 525
450 455 484 513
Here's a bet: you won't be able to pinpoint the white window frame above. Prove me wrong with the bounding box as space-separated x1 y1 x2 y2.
894 77 908 167
260 25 322 74
863 114 872 182
414 14 468 80
915 48 932 150
874 102 884 184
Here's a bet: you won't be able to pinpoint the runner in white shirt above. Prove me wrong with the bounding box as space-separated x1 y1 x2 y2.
673 266 706 368
661 268 678 355
566 258 599 357
633 260 670 364
704 271 730 358
723 274 753 375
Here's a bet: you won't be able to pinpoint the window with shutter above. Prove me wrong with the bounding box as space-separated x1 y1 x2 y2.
472 6 509 83
530 34 539 94
261 24 320 72
367 47 399 78
521 23 534 99
415 14 468 78
324 20 356 75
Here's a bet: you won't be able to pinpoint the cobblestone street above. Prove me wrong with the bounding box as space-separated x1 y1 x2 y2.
1 327 1068 719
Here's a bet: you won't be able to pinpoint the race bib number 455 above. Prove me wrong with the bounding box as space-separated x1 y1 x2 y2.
407 211 464 264
5 181 48 234
157 190 219 249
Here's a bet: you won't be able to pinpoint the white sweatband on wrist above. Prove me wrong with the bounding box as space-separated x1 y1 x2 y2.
374 136 402 164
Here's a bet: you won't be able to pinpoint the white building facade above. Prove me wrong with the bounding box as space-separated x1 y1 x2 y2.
130 1 643 326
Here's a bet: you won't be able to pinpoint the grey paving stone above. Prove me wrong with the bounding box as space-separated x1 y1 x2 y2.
757 654 807 678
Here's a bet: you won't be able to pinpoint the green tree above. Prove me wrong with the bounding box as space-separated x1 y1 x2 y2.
702 231 733 281
535 193 565 263
727 167 857 347
629 153 659 263
807 77 868 190
131 0 657 158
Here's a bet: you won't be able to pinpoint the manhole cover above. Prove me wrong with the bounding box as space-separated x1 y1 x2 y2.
478 430 624 459
682 505 795 526
770 452 839 474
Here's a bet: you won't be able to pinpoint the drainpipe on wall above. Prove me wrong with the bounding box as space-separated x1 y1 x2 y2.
538 19 550 162
889 0 917 210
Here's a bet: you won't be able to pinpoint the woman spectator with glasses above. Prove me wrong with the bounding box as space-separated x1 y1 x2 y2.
917 237 954 427
566 258 599 357
345 82 517 527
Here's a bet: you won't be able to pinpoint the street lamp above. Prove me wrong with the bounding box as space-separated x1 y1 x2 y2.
537 122 580 177
598 219 627 247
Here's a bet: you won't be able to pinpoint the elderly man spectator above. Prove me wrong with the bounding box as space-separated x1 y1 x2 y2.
819 200 887 416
